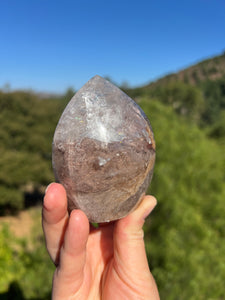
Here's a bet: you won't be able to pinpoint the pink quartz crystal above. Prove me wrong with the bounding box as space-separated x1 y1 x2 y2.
52 75 155 223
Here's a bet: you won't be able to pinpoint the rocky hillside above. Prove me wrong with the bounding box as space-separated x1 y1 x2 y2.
145 52 225 88
124 52 225 131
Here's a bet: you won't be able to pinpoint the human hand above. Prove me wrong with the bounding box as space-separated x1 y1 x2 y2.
42 183 160 300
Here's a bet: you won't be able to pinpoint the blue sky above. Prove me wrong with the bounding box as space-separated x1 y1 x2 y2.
0 0 225 93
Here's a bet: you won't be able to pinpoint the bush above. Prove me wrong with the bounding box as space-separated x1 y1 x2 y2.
0 213 54 299
140 99 225 299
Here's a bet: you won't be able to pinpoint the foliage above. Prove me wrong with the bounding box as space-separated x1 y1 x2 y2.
123 52 225 132
207 110 225 141
145 81 204 122
0 213 54 299
0 91 67 214
144 52 225 88
199 77 225 125
140 99 225 299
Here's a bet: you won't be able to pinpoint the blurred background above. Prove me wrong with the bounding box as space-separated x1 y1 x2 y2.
0 0 225 299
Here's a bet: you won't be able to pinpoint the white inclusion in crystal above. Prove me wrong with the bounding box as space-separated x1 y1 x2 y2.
141 129 152 144
97 122 108 143
82 91 123 143
98 157 110 166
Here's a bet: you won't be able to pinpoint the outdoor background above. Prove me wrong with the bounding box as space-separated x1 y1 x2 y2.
0 0 225 299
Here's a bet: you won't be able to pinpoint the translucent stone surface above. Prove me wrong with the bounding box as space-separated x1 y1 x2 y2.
52 75 155 223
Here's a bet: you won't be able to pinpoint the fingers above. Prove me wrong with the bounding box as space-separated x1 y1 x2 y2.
114 195 157 271
43 184 90 298
42 183 69 264
53 209 90 298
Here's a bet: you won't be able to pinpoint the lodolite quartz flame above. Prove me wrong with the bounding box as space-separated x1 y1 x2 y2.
52 75 155 223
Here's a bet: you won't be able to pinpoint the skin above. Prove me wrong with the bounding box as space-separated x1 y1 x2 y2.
42 183 160 300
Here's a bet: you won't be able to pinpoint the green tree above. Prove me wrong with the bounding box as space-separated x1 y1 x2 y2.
150 81 205 122
140 99 225 299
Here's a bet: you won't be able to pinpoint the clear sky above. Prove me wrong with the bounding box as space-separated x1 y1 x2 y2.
0 0 225 93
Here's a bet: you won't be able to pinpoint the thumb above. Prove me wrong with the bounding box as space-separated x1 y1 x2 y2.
114 195 157 272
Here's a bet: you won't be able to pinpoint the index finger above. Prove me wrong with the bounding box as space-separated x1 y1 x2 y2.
42 183 69 264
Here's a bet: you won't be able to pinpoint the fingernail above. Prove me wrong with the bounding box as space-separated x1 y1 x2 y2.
45 183 53 194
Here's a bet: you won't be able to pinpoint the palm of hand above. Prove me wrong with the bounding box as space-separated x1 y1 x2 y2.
77 224 147 300
43 183 160 300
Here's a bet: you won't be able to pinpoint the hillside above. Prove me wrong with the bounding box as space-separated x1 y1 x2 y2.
123 52 225 133
146 52 225 87
140 99 225 299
